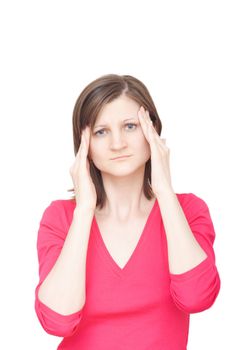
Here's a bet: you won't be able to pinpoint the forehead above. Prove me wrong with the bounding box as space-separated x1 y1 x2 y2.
96 96 140 122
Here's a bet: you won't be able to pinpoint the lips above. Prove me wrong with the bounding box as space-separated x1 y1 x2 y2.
111 155 131 160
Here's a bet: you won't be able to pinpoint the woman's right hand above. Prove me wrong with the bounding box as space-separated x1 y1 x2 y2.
69 126 97 211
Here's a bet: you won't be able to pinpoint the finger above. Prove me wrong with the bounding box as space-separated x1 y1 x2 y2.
70 131 88 175
141 107 155 130
141 108 159 140
144 110 165 144
72 133 85 169
143 110 170 154
138 107 149 137
83 127 92 159
77 134 84 155
80 135 88 158
83 127 91 146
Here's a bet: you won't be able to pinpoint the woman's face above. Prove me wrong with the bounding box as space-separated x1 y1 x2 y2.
88 95 151 176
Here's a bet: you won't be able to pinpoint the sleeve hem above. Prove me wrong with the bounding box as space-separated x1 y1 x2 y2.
35 282 83 325
36 298 83 324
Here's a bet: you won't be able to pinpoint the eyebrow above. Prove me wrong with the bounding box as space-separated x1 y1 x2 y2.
93 117 138 130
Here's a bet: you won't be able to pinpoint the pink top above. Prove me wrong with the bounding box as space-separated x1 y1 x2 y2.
35 193 221 350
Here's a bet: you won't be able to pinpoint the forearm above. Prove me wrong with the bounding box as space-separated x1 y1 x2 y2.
38 206 94 315
156 189 207 274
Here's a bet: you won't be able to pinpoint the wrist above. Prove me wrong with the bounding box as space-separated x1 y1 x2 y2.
154 186 175 199
74 205 95 215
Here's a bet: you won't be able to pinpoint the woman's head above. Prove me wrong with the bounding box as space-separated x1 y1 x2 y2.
69 74 162 209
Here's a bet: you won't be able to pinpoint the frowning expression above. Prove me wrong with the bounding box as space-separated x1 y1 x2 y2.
88 94 151 176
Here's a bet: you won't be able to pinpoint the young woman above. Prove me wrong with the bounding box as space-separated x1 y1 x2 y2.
35 74 221 349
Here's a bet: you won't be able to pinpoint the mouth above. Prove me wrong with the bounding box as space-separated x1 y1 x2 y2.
111 155 132 160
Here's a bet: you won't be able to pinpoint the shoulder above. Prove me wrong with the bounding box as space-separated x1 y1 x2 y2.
43 198 76 213
40 198 76 231
49 198 76 209
175 192 209 214
175 192 216 246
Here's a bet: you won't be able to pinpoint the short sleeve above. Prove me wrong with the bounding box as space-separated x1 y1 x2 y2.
169 193 221 314
34 200 83 337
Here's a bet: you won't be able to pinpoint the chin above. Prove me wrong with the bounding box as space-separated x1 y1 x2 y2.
99 162 147 177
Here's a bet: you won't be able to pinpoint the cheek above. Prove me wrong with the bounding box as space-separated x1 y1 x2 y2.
89 140 101 158
137 132 150 149
136 135 151 159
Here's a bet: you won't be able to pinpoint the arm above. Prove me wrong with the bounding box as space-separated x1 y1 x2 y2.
35 200 94 337
157 190 208 274
157 190 221 313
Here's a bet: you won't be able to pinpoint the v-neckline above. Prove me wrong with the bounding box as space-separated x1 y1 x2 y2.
93 199 158 277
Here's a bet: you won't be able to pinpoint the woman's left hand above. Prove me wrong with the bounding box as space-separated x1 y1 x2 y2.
138 105 173 196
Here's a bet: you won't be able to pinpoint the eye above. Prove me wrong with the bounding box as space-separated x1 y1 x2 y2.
94 123 138 136
125 123 137 131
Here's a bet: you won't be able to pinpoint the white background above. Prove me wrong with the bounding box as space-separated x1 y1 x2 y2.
0 0 231 349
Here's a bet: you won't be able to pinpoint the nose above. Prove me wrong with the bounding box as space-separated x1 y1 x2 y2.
110 131 127 150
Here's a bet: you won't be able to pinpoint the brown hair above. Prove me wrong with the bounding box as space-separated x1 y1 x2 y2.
67 73 162 210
